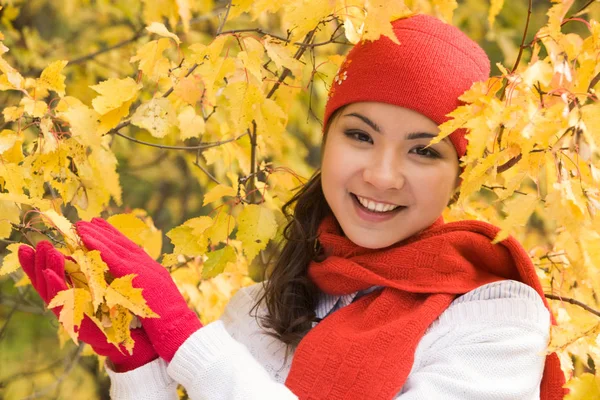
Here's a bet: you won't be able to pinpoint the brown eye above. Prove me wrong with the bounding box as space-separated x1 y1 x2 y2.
410 146 440 159
344 130 373 144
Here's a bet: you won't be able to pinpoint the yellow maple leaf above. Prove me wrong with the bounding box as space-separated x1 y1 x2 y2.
362 0 412 44
104 274 159 318
494 193 539 243
105 304 135 355
145 22 181 44
0 47 24 90
130 38 172 82
177 105 205 140
90 77 141 132
60 104 102 148
48 288 94 344
228 0 254 19
431 0 457 23
0 201 20 241
0 129 23 163
39 209 79 251
173 75 203 106
131 97 178 139
71 250 108 311
167 224 207 256
206 211 235 246
38 60 68 97
236 204 277 262
2 106 23 122
0 243 23 276
264 36 303 77
564 373 600 400
203 184 237 206
20 97 47 118
106 212 162 260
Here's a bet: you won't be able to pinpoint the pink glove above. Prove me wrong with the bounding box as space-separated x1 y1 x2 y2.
75 218 203 362
18 241 158 372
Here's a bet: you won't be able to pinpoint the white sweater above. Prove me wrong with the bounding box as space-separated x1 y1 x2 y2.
107 280 550 399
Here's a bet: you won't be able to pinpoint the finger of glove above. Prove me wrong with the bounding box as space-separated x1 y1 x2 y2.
42 269 68 305
73 233 131 278
76 222 133 262
44 246 66 281
78 219 141 255
92 218 145 254
34 242 58 301
18 245 38 288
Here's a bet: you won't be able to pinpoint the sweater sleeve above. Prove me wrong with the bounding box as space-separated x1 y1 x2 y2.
397 280 551 400
167 320 298 399
105 358 179 400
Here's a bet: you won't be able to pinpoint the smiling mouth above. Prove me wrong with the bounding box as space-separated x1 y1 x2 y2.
350 193 407 214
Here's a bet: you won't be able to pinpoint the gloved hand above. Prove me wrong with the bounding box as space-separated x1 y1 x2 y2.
18 241 158 372
75 218 203 362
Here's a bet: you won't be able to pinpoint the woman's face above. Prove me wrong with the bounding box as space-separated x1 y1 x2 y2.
321 102 460 249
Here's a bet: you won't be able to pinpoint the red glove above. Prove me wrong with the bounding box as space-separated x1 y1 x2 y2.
18 241 158 372
75 218 203 362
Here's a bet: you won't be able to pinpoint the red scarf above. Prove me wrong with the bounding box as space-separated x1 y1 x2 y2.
285 214 566 399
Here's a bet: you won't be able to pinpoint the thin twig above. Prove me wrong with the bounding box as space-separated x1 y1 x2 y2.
193 150 221 184
69 28 145 65
545 294 600 318
267 28 318 99
216 0 232 35
511 0 533 74
114 131 248 151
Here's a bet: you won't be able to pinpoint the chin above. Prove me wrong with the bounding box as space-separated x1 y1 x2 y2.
345 231 402 250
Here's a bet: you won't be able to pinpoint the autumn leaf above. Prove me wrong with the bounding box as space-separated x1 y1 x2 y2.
564 373 600 399
38 60 68 97
131 97 178 139
105 304 135 355
130 38 172 82
48 288 94 343
0 243 23 276
90 77 141 133
70 250 108 311
146 22 181 44
0 201 20 241
40 209 79 250
202 245 237 279
203 184 237 206
105 274 159 318
236 204 277 262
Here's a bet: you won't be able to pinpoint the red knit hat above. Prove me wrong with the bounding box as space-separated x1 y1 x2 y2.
323 14 490 158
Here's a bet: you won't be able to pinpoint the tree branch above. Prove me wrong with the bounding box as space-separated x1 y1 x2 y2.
266 27 318 99
216 0 232 35
193 149 221 185
545 294 600 318
68 28 145 65
114 131 248 151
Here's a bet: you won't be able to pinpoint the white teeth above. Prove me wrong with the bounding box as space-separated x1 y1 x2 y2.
356 195 400 213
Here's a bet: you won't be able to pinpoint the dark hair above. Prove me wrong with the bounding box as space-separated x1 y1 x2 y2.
254 108 345 348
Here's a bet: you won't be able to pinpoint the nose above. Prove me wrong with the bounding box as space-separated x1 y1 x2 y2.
362 154 405 191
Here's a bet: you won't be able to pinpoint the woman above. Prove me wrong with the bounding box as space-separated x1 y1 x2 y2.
18 14 566 399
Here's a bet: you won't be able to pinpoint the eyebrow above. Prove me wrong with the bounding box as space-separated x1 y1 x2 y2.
343 113 381 133
343 112 447 142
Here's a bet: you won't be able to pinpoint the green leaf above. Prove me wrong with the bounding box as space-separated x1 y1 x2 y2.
202 246 237 279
